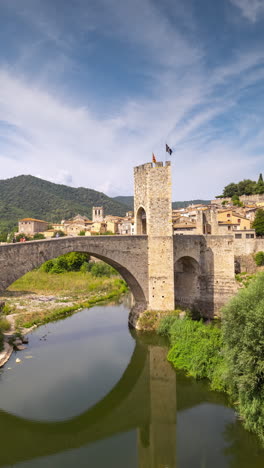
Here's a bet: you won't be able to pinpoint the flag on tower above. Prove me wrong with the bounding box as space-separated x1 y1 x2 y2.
166 144 173 155
152 153 157 163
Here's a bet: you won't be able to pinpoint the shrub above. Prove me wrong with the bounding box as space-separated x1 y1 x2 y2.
80 262 89 273
15 233 31 242
40 253 90 273
167 318 225 390
52 230 65 237
254 251 264 266
33 233 45 240
62 252 90 271
40 259 54 272
90 262 117 277
79 230 86 236
221 272 264 441
157 315 178 336
0 317 11 332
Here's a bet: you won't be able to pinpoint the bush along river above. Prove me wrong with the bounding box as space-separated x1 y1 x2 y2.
0 295 264 468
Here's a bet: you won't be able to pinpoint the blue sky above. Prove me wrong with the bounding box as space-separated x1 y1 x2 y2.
0 0 264 200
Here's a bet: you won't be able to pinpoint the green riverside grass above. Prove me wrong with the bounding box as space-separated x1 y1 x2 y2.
4 269 127 329
157 271 264 445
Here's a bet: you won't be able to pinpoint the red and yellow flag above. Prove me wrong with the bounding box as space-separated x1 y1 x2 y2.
152 153 157 163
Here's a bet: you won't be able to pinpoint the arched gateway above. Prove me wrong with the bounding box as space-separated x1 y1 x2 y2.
0 236 149 311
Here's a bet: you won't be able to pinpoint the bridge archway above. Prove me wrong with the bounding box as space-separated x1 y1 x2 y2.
136 207 147 235
0 237 148 310
174 256 200 309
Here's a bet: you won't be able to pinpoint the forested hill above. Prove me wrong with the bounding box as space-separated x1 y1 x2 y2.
0 175 128 232
113 196 210 210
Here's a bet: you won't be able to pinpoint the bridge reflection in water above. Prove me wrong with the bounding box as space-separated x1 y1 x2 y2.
0 335 176 468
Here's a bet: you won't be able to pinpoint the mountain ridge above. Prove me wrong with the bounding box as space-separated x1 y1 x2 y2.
113 196 211 210
0 175 128 232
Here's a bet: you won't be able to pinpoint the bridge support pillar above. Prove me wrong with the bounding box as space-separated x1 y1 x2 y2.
134 162 175 312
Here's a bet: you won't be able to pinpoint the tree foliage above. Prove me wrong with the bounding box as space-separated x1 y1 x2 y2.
254 251 264 266
219 174 264 198
40 252 90 274
222 273 264 442
0 174 128 232
252 209 264 237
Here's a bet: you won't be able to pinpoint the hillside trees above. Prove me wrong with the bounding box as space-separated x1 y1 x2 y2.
219 174 264 198
252 209 264 237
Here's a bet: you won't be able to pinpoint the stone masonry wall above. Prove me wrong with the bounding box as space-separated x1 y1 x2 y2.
173 235 237 317
134 162 175 311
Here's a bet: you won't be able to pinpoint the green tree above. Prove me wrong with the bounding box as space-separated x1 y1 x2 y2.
254 251 264 266
0 231 8 242
237 179 256 196
33 233 45 240
255 173 264 194
231 194 243 207
252 209 264 237
223 183 238 197
15 233 31 242
222 273 264 442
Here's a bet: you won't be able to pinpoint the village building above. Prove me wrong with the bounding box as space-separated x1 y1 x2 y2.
62 214 93 236
92 207 104 223
18 218 49 235
217 209 251 231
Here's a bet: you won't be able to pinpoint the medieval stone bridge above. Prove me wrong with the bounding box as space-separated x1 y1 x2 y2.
0 161 238 319
0 232 236 320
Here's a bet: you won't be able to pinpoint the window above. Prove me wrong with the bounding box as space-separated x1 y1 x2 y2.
227 213 231 217
235 233 242 239
238 219 241 223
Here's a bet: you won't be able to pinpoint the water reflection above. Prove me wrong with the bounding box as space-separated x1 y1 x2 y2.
0 302 263 468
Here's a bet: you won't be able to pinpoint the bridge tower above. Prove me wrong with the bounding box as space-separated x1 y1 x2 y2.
134 161 175 311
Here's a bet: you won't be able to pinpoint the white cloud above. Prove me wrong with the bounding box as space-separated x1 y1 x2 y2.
230 0 264 22
0 0 264 201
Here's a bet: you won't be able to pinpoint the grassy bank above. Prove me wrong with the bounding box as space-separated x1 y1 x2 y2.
2 269 128 329
157 272 264 444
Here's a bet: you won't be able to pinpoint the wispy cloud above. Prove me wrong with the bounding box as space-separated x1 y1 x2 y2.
0 0 264 200
230 0 264 22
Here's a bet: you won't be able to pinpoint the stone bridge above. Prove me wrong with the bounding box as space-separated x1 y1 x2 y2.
0 236 149 313
0 232 236 320
0 161 238 320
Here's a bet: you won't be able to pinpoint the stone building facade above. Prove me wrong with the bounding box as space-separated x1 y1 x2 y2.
18 218 49 235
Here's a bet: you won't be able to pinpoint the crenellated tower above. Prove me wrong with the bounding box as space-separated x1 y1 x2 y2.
134 161 175 311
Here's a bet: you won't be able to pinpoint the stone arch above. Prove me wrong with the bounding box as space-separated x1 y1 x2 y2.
136 206 147 235
174 256 200 309
0 237 148 310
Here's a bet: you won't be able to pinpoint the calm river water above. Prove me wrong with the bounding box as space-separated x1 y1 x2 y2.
0 297 264 468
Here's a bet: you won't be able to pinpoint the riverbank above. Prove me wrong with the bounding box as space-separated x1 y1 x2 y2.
0 269 128 366
156 272 264 445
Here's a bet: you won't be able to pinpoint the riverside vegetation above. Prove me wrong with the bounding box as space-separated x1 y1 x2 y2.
156 271 264 444
0 252 127 333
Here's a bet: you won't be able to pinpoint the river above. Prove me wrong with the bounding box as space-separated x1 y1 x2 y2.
0 297 264 467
